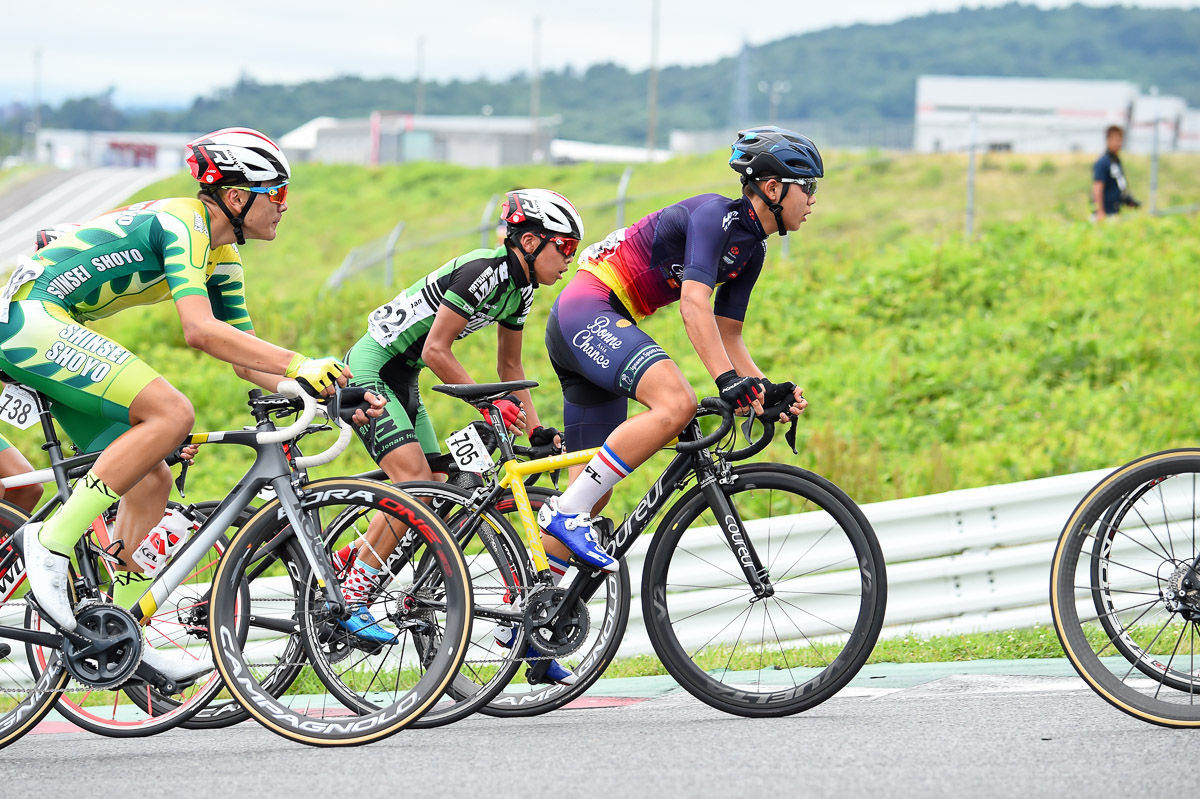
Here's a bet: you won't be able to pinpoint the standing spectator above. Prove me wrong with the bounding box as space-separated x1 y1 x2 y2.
1092 125 1140 221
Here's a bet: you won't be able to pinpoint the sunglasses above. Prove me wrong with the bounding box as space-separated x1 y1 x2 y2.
226 180 289 204
537 234 580 258
780 177 818 196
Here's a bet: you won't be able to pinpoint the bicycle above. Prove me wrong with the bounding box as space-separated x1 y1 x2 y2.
402 380 888 719
0 379 472 748
1051 448 1200 727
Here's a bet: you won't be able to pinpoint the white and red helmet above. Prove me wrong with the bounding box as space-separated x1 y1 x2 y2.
500 189 584 241
186 127 291 188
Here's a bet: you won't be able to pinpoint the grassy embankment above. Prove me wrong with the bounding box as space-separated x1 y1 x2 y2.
8 149 1200 664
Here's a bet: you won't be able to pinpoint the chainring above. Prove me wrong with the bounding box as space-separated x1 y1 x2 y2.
61 603 143 689
522 586 590 657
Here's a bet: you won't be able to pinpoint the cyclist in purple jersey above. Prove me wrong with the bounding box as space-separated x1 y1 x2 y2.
541 127 818 572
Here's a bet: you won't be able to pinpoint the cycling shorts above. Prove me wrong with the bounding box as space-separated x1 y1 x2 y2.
0 293 160 453
545 271 670 449
345 334 439 462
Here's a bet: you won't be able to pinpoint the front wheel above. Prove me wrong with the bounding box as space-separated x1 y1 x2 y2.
642 464 887 717
209 478 472 746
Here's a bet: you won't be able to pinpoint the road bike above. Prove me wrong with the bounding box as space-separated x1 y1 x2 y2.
0 379 472 748
1051 448 1200 727
396 380 888 719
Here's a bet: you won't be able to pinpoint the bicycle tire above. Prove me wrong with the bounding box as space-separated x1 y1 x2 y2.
642 463 887 717
478 486 632 718
0 503 69 751
20 500 238 737
209 478 472 746
1052 448 1200 727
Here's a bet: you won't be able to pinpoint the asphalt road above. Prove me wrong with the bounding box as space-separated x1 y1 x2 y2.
1 663 1194 799
0 167 175 270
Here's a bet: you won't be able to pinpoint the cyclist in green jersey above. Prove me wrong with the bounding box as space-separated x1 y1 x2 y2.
332 189 581 680
2 127 380 684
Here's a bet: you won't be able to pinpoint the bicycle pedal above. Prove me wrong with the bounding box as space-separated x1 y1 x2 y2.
0 642 10 659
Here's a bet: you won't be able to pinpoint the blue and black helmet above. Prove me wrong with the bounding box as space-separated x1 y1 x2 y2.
729 126 823 182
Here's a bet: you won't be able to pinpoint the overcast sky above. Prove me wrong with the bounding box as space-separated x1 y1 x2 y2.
3 0 1197 107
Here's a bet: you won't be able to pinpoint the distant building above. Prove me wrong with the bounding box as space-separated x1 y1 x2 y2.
294 113 560 168
914 76 1139 154
33 129 195 170
1128 93 1187 153
1182 110 1200 154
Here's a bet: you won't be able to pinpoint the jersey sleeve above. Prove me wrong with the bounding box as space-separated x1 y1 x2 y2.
1092 155 1109 182
441 255 498 319
206 245 254 331
679 200 729 289
499 287 533 331
151 202 212 304
713 244 764 322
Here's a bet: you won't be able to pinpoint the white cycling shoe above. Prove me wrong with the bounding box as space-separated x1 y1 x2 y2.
140 641 214 687
19 523 77 632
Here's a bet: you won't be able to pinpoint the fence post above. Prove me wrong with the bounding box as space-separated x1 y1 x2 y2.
480 194 500 248
1150 86 1160 216
965 108 977 241
382 220 406 289
615 166 634 228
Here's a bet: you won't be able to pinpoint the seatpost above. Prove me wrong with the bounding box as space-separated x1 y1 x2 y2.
481 402 518 462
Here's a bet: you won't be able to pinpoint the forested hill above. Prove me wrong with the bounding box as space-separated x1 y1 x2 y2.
25 4 1200 146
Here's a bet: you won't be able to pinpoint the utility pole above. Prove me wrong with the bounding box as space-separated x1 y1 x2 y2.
531 17 542 162
415 36 426 116
646 0 660 156
30 48 42 161
758 80 791 126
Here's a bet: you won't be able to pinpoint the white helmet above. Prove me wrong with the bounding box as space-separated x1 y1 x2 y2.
501 189 584 240
186 127 291 187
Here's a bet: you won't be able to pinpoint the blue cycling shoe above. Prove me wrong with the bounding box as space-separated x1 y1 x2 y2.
536 497 618 573
493 624 578 685
337 605 399 646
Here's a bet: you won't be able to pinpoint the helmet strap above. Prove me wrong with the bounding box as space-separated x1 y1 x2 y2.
207 187 258 246
509 232 548 290
746 179 790 237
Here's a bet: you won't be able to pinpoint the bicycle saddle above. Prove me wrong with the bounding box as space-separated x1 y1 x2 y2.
432 380 538 403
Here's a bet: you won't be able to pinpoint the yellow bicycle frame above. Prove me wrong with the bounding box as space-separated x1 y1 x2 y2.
496 446 599 575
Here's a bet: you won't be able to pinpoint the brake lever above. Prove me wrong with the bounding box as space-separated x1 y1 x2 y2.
174 454 191 499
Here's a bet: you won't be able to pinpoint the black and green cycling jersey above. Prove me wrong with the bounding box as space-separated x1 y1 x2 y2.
365 245 532 368
349 245 533 461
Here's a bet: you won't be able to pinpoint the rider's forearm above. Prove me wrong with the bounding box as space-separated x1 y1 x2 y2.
715 318 763 378
232 364 287 392
680 294 734 380
423 343 475 386
183 318 296 374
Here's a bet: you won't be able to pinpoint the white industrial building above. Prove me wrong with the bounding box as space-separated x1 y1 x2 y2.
1128 93 1188 153
32 129 196 170
298 113 560 168
914 75 1139 154
1182 110 1200 153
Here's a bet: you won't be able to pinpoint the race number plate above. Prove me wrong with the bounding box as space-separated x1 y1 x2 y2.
445 424 493 473
0 384 38 429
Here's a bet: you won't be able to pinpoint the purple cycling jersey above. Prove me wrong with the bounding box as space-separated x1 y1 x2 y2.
578 193 767 321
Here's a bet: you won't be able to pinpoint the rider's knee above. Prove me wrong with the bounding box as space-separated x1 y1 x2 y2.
663 385 699 431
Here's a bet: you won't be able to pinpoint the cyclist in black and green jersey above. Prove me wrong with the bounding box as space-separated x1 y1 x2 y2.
2 127 380 684
332 189 581 677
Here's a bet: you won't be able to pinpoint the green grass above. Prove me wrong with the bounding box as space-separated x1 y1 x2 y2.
6 149 1200 664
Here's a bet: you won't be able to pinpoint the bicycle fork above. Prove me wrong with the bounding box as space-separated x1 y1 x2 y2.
699 477 774 599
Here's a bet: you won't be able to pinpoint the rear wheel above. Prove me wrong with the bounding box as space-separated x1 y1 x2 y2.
0 503 68 750
1052 449 1200 727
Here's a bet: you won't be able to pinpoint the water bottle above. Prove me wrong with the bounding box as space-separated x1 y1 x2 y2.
131 507 199 576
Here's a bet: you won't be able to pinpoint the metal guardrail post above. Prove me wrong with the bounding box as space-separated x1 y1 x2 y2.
382 220 406 288
615 166 634 228
1149 86 1160 216
323 251 357 295
480 194 500 249
965 108 977 241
